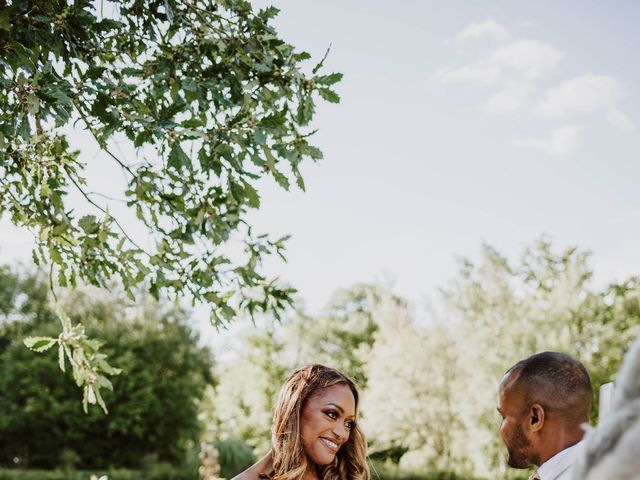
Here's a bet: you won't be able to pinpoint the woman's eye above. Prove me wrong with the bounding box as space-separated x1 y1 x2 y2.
324 410 337 419
345 421 355 430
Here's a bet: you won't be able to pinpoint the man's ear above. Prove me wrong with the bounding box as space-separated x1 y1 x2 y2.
528 403 545 433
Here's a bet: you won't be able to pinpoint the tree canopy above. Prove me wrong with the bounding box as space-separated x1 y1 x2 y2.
0 0 341 409
0 266 214 469
200 239 640 479
0 0 341 322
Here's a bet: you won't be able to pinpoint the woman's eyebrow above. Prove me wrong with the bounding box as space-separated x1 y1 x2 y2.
324 402 345 413
324 402 356 419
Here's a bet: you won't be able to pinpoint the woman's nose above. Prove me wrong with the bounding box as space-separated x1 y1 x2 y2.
333 423 347 441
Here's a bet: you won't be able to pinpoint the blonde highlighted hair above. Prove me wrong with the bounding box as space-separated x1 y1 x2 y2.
263 364 370 480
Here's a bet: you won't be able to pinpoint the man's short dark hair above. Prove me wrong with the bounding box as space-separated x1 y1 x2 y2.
504 351 593 426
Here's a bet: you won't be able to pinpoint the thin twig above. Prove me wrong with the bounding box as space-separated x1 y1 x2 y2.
72 101 137 179
88 191 127 203
63 165 149 256
49 263 59 302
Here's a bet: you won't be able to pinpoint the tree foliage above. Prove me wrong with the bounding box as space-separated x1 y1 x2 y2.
284 284 385 387
0 0 340 409
200 322 287 453
361 294 459 472
198 239 640 480
200 284 386 451
0 0 341 323
0 267 214 469
443 239 640 477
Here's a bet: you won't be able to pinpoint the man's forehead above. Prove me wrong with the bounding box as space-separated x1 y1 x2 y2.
498 371 525 409
499 369 522 391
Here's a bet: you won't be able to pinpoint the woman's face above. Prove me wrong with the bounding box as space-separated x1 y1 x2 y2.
300 383 356 466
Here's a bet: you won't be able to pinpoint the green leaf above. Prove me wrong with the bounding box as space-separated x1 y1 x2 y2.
58 343 66 372
78 215 98 233
242 180 260 208
228 179 245 203
315 72 343 86
17 115 31 140
85 66 107 79
121 67 143 76
259 109 287 129
220 303 236 320
82 386 89 414
318 88 340 103
24 336 57 352
0 10 10 32
182 78 198 93
8 41 35 72
312 46 331 74
264 146 291 190
94 386 108 414
272 169 290 190
168 143 192 171
306 145 323 160
253 128 267 145
259 6 280 20
50 247 63 265
49 87 74 110
296 95 315 125
27 93 40 114
263 146 277 171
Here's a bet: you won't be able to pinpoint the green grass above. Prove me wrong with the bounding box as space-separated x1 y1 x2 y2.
0 467 187 480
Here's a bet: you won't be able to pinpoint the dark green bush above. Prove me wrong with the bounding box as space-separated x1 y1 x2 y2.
146 462 190 480
214 439 255 479
58 448 81 474
0 269 214 469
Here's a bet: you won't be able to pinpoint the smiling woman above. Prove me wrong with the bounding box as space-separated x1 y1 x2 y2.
232 364 370 480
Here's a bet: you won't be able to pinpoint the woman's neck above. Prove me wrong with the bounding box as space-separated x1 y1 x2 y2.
303 462 320 480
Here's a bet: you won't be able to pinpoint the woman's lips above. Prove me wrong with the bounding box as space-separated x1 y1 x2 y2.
320 437 339 452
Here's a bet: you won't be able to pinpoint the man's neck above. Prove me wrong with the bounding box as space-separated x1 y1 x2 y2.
538 430 585 466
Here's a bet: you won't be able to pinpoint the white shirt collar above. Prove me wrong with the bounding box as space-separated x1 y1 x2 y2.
537 441 584 480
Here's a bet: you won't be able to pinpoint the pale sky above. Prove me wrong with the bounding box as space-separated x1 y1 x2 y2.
2 1 640 329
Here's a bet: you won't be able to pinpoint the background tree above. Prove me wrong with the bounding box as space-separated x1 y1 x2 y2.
199 284 385 454
572 277 640 417
199 320 287 453
0 267 214 469
284 284 385 386
194 238 640 480
361 293 459 472
443 239 640 478
1 0 341 404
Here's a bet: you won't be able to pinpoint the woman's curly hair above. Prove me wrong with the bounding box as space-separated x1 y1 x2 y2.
261 364 369 480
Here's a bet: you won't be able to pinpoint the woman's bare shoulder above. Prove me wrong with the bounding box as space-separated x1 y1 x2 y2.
231 470 258 480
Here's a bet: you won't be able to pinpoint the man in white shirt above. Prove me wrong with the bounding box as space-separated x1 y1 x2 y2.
496 352 593 480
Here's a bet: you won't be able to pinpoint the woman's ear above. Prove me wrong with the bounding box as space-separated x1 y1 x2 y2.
529 403 545 433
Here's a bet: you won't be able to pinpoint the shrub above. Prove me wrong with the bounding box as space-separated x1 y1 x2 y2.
146 461 190 480
214 439 256 479
58 449 81 474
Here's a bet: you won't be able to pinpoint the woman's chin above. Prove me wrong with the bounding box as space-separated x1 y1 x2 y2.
307 451 336 466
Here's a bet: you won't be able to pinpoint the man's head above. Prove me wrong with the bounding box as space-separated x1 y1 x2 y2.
497 351 593 469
